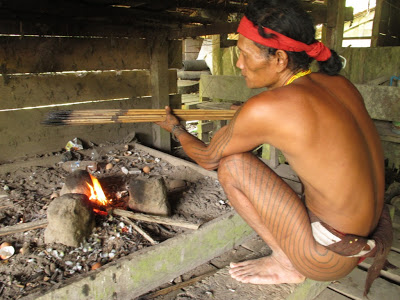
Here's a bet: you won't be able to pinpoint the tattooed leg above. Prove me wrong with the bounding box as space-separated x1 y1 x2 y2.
217 153 358 284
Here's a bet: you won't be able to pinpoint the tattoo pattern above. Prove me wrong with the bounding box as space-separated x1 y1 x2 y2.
220 153 357 280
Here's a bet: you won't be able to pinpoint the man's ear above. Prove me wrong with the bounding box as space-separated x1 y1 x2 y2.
275 50 289 72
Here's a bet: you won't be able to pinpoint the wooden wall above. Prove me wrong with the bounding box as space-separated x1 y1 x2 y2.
200 74 400 168
0 36 182 162
340 46 400 84
214 43 400 85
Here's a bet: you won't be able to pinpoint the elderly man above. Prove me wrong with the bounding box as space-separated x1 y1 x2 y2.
156 0 392 295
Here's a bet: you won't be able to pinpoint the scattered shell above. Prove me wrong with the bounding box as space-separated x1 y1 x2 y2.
0 242 12 249
50 192 59 200
91 262 102 270
0 242 14 259
128 168 141 175
121 167 129 175
124 145 130 151
142 166 151 174
105 163 113 170
123 151 132 156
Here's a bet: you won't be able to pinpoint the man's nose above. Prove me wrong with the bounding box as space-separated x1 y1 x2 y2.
236 54 243 69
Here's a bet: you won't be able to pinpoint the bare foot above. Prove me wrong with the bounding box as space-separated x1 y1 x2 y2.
229 255 306 284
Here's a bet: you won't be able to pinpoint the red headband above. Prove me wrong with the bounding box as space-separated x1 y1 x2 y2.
237 16 331 62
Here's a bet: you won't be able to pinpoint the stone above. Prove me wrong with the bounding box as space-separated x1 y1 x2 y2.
60 170 92 197
128 177 170 216
44 193 95 247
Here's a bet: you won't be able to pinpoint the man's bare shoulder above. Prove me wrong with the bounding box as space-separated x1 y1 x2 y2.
237 87 315 150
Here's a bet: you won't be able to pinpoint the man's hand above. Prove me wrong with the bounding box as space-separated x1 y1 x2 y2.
154 106 180 133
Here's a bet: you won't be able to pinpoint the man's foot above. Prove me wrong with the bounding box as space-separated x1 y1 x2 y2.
229 255 306 284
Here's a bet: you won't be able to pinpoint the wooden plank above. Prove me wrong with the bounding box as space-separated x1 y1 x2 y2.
286 279 331 300
0 37 181 73
0 70 177 109
340 47 400 84
313 288 352 299
25 210 255 300
359 250 400 283
328 267 400 299
0 37 151 74
150 35 172 152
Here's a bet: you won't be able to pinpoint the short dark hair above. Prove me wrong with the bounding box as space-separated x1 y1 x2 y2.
245 0 342 75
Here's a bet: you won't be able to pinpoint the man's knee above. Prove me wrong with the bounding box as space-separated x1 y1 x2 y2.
217 154 243 186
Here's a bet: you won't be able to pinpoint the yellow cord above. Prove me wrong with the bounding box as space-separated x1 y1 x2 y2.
285 69 312 85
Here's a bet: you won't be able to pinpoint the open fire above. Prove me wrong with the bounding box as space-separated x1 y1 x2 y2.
86 174 113 215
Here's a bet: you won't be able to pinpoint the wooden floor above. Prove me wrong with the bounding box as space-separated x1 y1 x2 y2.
141 160 400 300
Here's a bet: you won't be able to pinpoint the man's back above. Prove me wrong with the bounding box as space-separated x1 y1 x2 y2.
270 73 385 237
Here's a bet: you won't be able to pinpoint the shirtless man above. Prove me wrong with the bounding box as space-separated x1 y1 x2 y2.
156 0 392 294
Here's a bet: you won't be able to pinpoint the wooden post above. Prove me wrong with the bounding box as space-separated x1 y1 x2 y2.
211 34 221 76
371 0 383 47
150 33 171 152
322 0 345 51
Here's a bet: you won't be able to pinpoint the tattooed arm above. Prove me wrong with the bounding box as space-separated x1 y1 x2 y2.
155 100 271 170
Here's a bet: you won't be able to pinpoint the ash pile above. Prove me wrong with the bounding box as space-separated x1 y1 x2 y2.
0 141 231 299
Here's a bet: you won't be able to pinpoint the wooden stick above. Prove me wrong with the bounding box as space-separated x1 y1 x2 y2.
0 219 48 237
120 216 158 245
112 208 200 230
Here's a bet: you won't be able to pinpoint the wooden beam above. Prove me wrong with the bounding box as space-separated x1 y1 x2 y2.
322 0 345 51
169 22 239 39
150 34 172 152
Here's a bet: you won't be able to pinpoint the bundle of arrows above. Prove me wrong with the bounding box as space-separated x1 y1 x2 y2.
43 109 236 126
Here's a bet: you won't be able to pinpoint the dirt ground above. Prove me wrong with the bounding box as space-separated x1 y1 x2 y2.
1 139 399 300
0 142 231 299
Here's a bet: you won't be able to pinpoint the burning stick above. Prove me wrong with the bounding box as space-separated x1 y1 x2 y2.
112 209 200 230
42 109 236 126
120 217 157 245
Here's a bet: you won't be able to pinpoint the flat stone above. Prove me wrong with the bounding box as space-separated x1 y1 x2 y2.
44 193 95 247
128 177 170 216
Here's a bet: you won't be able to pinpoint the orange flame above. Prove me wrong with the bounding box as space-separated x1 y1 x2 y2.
86 174 110 206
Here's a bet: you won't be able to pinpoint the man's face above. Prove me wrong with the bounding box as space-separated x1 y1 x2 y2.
236 34 277 89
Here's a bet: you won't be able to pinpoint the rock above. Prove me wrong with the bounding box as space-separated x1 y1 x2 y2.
44 194 95 247
60 170 92 197
128 177 170 216
385 181 400 203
